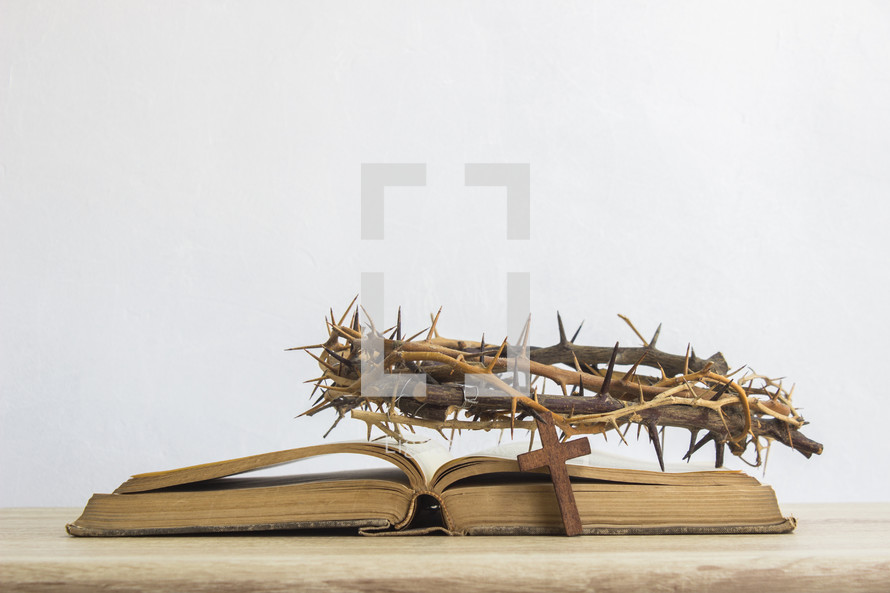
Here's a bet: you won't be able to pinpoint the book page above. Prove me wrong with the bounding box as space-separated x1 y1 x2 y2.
472 440 716 473
379 439 453 485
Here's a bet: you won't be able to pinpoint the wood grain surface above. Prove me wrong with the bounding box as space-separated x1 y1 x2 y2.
1 504 888 592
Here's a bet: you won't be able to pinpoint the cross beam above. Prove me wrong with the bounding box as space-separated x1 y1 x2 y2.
517 413 591 536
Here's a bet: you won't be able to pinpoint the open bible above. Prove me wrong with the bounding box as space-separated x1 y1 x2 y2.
67 440 795 536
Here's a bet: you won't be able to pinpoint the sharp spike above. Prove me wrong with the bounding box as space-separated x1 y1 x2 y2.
396 306 402 340
485 339 508 372
715 440 725 468
310 389 326 406
684 430 700 463
519 314 532 351
337 294 359 326
577 372 585 397
583 363 603 377
683 343 691 375
285 342 327 352
324 347 355 372
708 380 732 401
571 351 582 373
683 432 715 461
323 413 344 438
570 320 584 343
427 307 443 341
620 352 647 383
618 314 648 346
649 323 662 349
646 422 665 471
611 418 628 445
556 312 568 345
308 380 323 401
599 342 619 397
306 350 339 373
404 326 430 343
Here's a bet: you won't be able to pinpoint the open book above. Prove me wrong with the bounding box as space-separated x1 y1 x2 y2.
67 440 795 536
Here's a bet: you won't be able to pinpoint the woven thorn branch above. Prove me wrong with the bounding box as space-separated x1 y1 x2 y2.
293 298 823 470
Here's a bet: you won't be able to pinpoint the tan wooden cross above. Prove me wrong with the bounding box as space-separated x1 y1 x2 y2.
517 412 591 536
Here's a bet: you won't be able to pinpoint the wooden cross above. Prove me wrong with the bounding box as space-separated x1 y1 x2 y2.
517 412 591 536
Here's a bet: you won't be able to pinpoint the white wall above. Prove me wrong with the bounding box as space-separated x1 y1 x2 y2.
2 1 888 506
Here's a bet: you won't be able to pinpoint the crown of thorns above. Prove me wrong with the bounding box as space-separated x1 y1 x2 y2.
294 297 822 470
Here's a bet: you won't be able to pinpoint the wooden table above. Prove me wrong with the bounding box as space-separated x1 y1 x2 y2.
2 504 888 592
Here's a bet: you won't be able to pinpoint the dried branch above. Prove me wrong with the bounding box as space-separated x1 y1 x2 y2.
293 302 823 469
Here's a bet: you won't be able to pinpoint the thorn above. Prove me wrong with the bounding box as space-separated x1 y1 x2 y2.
762 439 772 475
649 323 662 349
715 440 725 468
359 305 379 336
684 430 700 463
480 333 486 350
683 343 691 376
621 352 647 383
571 351 582 372
618 314 648 346
351 310 360 332
646 422 665 471
611 419 628 445
426 307 442 341
308 380 323 402
306 350 339 373
310 389 325 406
557 312 568 345
323 413 344 438
520 314 532 351
396 306 402 340
599 342 619 397
708 380 732 401
285 342 326 351
577 372 585 397
683 432 714 461
583 363 603 377
338 294 359 326
404 326 430 343
485 339 508 372
324 347 355 371
571 320 584 343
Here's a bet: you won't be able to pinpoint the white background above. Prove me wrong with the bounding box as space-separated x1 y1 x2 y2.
2 1 889 506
